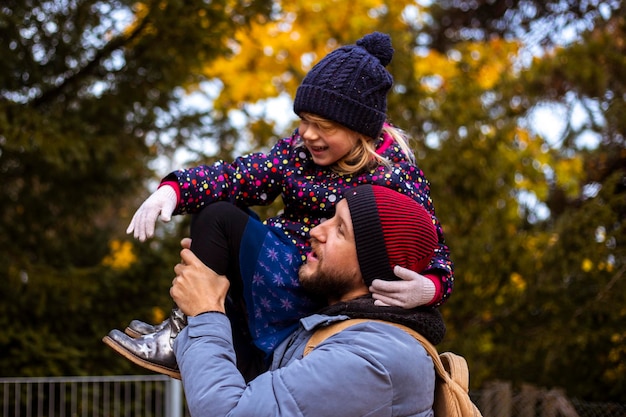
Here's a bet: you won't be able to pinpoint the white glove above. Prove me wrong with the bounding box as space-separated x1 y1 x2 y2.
126 185 178 242
369 265 436 308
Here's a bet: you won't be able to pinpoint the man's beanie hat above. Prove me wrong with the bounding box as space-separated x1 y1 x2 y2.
344 185 438 286
293 32 394 140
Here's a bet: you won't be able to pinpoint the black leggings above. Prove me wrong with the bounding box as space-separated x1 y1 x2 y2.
189 201 266 381
189 201 248 296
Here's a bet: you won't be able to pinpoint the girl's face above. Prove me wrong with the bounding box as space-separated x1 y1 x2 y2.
298 114 358 166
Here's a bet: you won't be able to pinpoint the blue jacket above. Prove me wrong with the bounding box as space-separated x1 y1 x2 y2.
175 312 436 417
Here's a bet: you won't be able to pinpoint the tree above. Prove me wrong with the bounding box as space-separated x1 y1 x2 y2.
0 0 273 376
419 3 626 401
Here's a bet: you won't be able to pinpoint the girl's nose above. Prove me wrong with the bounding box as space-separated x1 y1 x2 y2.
300 123 319 141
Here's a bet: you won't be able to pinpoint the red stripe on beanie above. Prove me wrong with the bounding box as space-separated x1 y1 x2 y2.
345 185 438 286
371 186 438 274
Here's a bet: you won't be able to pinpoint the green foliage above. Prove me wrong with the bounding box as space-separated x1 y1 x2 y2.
0 0 272 376
426 13 626 401
0 234 185 376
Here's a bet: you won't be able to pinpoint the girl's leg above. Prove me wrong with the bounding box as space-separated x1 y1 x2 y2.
189 201 247 289
105 201 317 380
104 202 263 381
125 201 250 336
189 202 266 381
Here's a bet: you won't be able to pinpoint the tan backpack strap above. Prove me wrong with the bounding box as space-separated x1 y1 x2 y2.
440 352 470 392
304 319 457 386
380 321 466 388
303 318 373 356
383 322 479 417
303 318 439 361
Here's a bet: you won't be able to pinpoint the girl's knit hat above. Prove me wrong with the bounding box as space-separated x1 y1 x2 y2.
344 185 438 286
293 32 394 140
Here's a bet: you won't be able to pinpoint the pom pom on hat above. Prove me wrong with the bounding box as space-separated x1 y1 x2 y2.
293 32 394 140
356 32 393 66
344 185 438 286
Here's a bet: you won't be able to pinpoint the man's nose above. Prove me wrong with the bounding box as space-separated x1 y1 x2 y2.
309 224 326 242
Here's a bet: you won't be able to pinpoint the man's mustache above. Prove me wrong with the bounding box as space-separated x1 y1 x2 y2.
308 238 321 262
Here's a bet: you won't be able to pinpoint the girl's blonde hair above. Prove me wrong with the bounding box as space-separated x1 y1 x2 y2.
298 113 416 175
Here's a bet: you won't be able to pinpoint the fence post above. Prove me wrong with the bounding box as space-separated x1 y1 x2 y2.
518 384 541 417
542 388 580 417
481 380 512 417
166 378 183 417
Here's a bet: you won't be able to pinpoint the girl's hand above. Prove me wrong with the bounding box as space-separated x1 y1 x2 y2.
369 266 436 308
126 185 178 241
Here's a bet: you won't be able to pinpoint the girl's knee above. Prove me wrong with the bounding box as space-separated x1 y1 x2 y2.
191 201 238 231
190 202 251 243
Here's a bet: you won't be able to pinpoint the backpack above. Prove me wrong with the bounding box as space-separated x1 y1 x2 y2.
304 318 483 417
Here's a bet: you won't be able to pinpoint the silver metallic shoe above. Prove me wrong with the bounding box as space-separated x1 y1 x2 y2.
102 309 187 379
124 308 179 338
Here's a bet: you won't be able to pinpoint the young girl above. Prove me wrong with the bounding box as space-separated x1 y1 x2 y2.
103 32 454 379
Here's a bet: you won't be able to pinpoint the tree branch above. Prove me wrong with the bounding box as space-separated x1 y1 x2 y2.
31 9 152 109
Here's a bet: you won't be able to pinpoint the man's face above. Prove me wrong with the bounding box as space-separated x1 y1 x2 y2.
298 200 363 301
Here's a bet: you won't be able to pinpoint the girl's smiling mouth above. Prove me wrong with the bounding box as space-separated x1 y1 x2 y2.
308 144 328 153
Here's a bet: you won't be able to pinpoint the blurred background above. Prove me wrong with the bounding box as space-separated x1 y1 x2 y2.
1 0 624 411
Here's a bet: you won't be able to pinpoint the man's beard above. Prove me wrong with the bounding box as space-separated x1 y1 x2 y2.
298 251 360 300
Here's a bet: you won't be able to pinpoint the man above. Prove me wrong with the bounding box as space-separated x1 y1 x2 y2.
171 184 446 417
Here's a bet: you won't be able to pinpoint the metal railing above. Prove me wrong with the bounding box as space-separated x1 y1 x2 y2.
2 375 625 417
0 375 184 417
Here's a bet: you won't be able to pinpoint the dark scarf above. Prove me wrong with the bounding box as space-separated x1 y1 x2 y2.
317 295 446 345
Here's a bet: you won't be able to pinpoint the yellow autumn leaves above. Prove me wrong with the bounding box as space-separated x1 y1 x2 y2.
102 240 137 270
